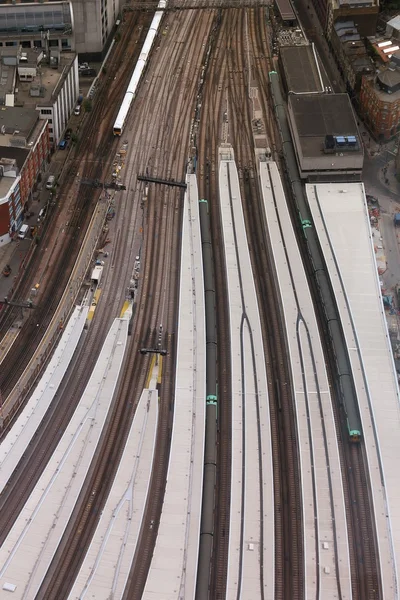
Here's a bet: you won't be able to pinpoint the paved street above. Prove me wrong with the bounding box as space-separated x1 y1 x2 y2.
363 153 400 299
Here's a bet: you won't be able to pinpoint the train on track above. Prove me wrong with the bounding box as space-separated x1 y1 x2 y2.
269 70 362 443
113 0 166 136
196 198 218 599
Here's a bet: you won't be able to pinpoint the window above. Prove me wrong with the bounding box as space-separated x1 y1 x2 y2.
41 109 52 115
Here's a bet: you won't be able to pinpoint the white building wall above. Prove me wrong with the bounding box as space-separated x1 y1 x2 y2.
0 175 21 245
37 55 79 146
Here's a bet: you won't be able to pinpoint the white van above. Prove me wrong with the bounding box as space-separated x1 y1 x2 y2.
18 224 29 239
46 175 55 190
37 207 46 222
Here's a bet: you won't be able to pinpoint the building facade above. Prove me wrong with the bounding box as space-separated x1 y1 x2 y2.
0 173 22 245
71 0 121 57
0 0 122 58
360 62 400 140
0 2 74 53
0 114 50 244
35 53 79 144
311 0 379 39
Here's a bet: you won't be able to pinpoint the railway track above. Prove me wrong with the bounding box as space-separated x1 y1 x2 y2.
39 126 182 598
0 8 154 544
35 7 216 598
268 59 381 598
240 12 304 598
197 8 303 597
0 11 152 416
196 10 233 599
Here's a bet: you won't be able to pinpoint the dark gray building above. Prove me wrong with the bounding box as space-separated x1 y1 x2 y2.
287 93 364 181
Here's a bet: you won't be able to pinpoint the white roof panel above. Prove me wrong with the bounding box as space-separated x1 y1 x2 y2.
0 305 88 493
142 174 205 600
0 317 129 600
307 182 399 597
68 389 158 600
219 157 274 600
261 162 352 598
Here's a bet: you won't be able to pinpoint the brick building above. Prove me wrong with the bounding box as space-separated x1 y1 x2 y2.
0 107 50 244
330 21 373 92
360 57 400 140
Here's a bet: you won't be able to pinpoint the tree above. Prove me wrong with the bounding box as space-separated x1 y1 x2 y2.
83 99 92 113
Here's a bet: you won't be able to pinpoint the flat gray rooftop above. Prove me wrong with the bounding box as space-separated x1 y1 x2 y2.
16 52 76 107
0 106 38 138
289 93 361 158
280 45 323 93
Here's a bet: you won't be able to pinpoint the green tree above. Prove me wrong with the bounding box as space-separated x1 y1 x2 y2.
83 99 92 113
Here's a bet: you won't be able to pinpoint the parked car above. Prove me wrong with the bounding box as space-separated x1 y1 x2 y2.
79 62 89 71
18 223 29 239
37 207 46 222
80 68 96 77
74 105 81 116
59 139 68 150
64 128 72 140
46 175 56 190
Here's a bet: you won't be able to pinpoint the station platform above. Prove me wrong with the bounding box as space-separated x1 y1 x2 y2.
306 181 399 597
0 315 129 599
0 305 89 494
260 161 352 598
219 154 274 599
142 174 206 599
68 388 158 600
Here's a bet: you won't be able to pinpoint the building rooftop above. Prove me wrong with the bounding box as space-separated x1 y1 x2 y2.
378 66 400 89
275 0 295 21
335 20 361 42
289 93 360 157
387 14 400 32
0 105 37 138
363 72 400 103
343 40 374 74
15 51 75 107
0 146 29 170
0 171 18 199
370 37 400 63
280 45 323 93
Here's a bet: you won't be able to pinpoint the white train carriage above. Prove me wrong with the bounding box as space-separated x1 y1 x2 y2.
113 0 166 136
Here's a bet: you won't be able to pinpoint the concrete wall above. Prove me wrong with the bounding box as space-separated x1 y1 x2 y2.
71 0 121 57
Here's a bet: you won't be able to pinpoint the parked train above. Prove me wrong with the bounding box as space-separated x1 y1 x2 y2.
196 198 218 600
269 70 362 443
113 0 166 136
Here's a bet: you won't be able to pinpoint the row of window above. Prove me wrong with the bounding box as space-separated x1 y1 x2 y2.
0 37 70 49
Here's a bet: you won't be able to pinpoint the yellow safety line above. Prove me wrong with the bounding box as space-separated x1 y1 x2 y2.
157 355 163 384
88 289 101 321
120 300 130 317
145 354 156 389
